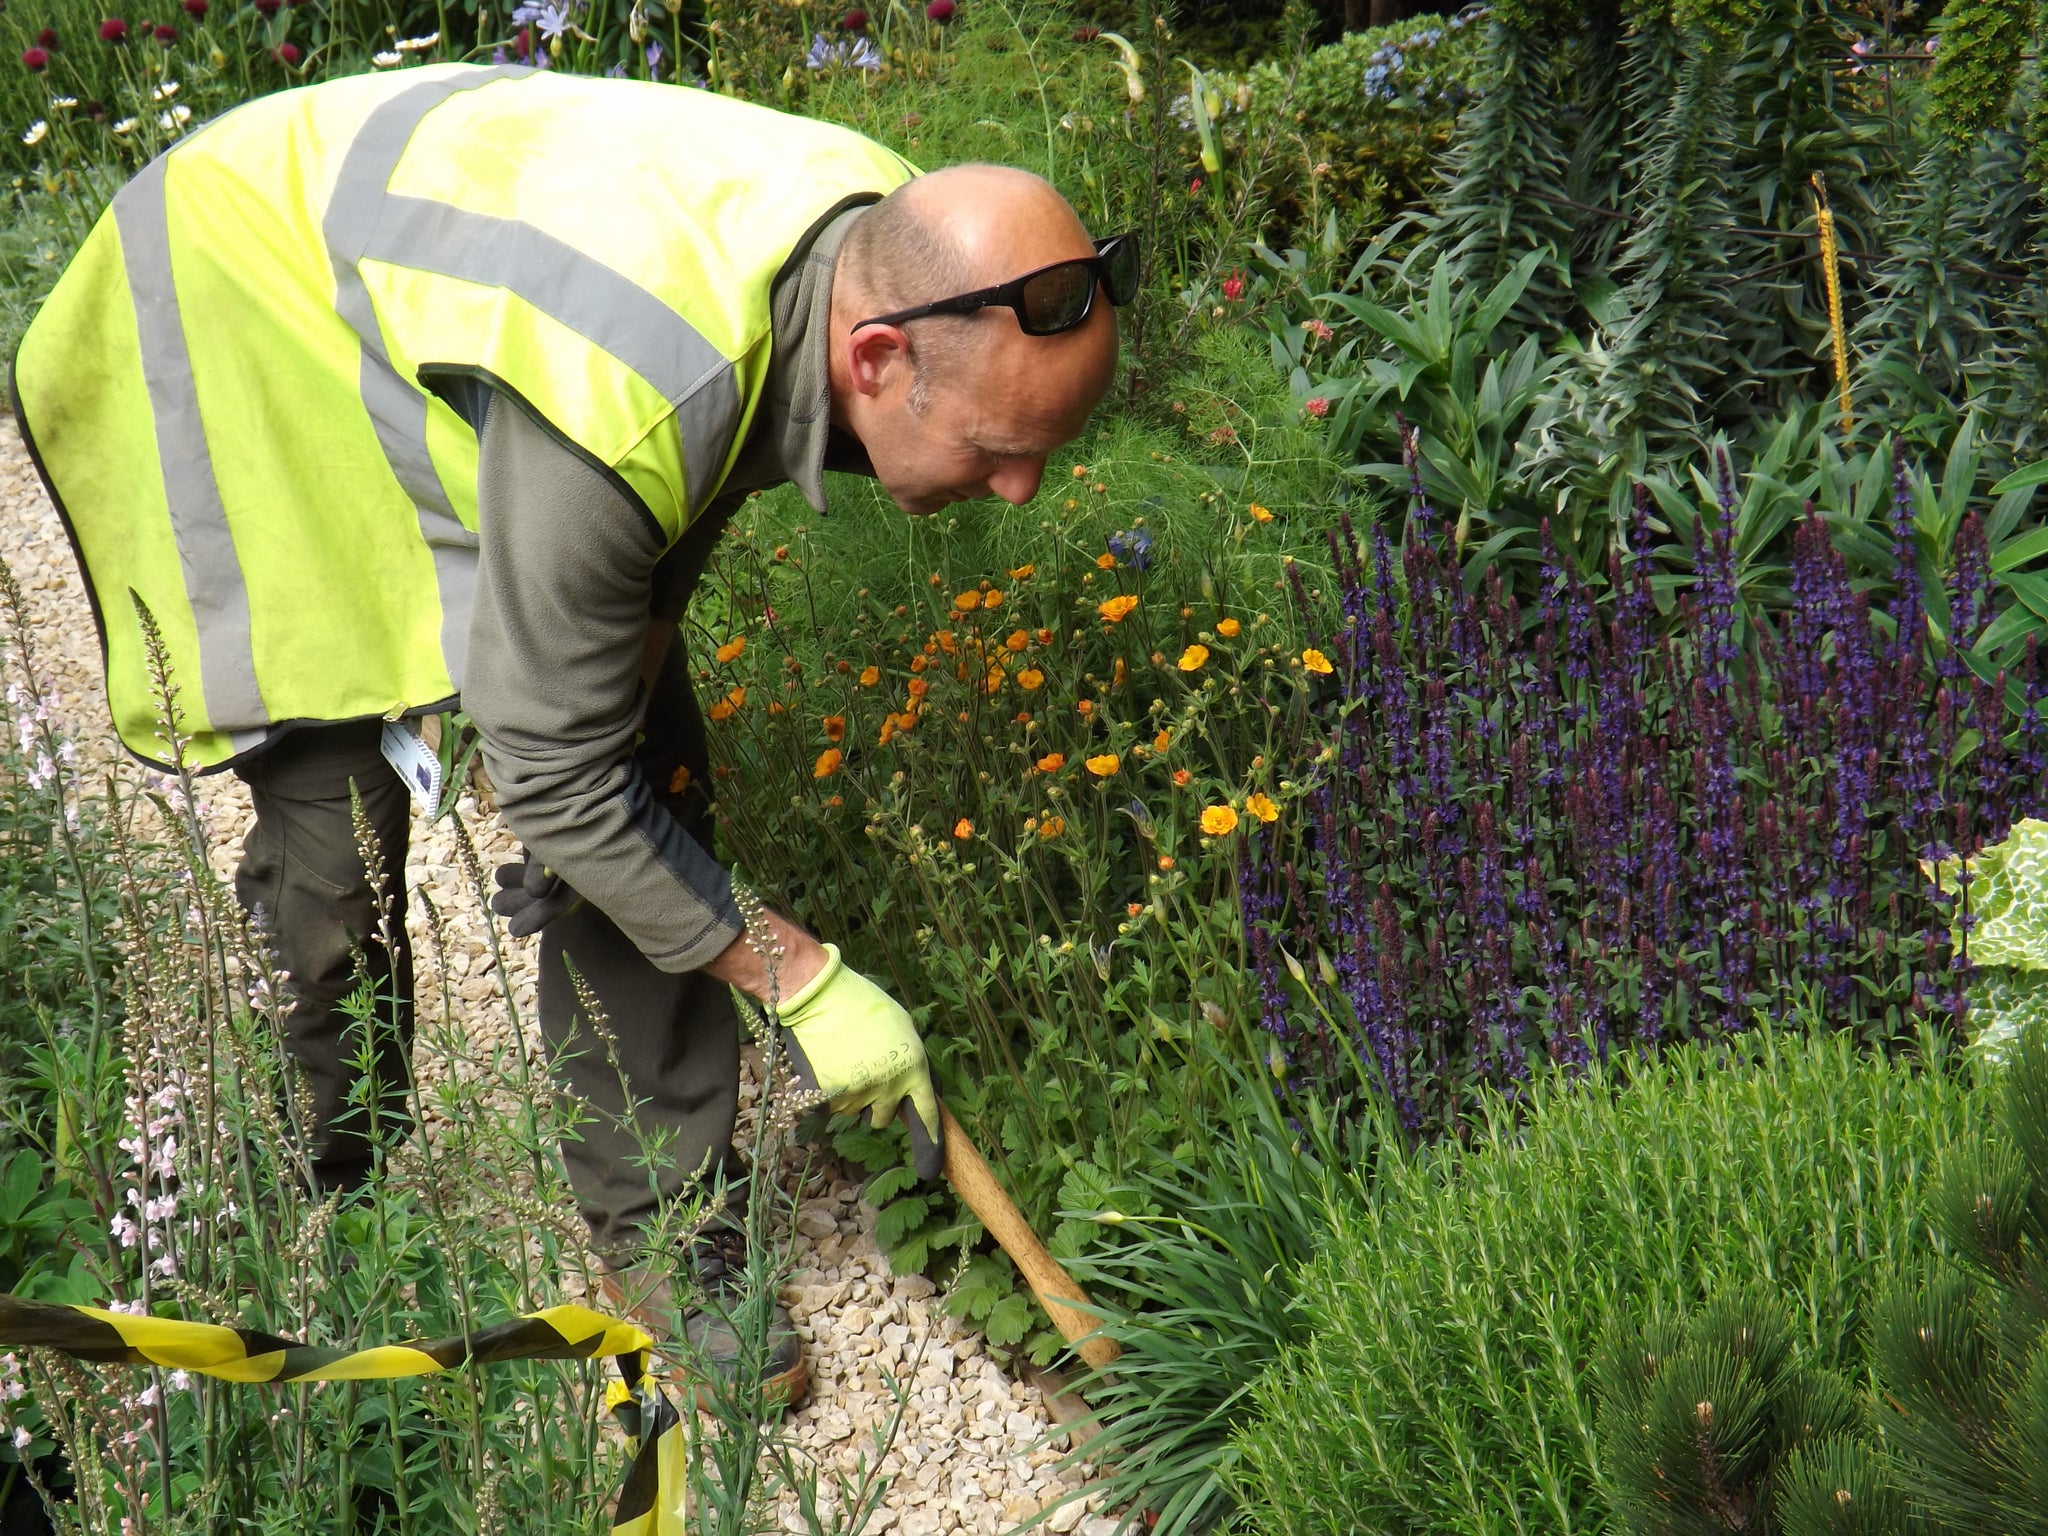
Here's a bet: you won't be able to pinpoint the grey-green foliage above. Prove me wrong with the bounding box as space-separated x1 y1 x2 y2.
1595 1289 1863 1535
1228 1025 1970 1536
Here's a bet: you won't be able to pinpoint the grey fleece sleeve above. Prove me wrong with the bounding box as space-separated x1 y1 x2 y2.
464 395 743 971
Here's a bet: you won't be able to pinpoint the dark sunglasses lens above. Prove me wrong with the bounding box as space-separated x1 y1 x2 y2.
1103 237 1140 305
1021 261 1095 334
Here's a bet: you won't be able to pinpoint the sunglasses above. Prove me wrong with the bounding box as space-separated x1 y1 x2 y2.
854 232 1141 338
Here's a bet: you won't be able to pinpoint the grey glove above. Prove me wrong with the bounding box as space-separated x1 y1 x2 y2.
490 847 583 937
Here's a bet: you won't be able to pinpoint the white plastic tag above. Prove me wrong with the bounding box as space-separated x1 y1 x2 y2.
379 720 443 818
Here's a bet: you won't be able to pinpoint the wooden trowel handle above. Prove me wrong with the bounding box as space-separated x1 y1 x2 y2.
940 1103 1120 1370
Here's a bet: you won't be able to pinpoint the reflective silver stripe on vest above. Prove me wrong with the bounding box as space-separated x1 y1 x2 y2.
113 153 269 737
323 64 531 691
363 195 741 515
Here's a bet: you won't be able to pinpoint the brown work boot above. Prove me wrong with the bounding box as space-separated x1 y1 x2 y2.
598 1226 808 1410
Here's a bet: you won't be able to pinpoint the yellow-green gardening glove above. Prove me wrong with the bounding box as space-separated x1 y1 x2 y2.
776 944 944 1181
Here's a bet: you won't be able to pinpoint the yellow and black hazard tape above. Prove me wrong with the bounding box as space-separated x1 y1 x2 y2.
0 1296 686 1535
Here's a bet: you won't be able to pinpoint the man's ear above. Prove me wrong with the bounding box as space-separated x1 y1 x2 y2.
845 323 913 401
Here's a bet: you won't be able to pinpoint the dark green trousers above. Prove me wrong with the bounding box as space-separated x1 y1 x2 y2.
232 681 741 1264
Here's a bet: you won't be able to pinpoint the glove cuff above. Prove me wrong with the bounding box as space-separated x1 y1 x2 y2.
773 941 841 1019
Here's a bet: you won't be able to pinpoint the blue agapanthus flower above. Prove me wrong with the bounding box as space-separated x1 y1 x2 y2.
806 31 881 70
1107 529 1153 571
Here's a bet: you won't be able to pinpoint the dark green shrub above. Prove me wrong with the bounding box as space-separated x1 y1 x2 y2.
1228 1024 1970 1536
1595 1290 1862 1535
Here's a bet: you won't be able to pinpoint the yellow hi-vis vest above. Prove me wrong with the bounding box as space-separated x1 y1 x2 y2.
13 64 914 770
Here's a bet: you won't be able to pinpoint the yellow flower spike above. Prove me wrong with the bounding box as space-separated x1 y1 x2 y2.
1217 617 1242 638
715 636 746 663
1302 648 1333 675
1085 752 1121 777
1245 792 1279 823
1098 595 1139 622
1200 804 1240 835
813 748 843 779
1177 644 1209 672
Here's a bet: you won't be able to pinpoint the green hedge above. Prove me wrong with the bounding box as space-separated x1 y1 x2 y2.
1229 1026 1974 1536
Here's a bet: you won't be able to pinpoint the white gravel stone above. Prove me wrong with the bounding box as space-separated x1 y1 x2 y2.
0 419 1103 1531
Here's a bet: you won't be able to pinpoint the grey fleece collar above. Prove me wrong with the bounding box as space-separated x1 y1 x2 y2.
723 202 868 514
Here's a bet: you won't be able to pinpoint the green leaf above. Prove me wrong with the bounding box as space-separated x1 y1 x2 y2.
1927 818 2048 969
875 1195 931 1251
983 1292 1034 1348
1992 526 2048 573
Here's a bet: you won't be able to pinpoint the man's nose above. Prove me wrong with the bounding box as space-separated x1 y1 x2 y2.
985 458 1047 507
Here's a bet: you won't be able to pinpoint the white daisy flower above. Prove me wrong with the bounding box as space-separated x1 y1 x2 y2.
372 49 402 66
395 30 438 50
112 117 138 135
51 95 77 109
152 79 179 99
21 120 46 146
157 105 191 129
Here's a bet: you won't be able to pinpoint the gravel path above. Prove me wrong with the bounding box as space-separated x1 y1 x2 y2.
0 418 1107 1535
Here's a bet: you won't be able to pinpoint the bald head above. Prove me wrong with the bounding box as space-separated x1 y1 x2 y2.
839 165 1102 408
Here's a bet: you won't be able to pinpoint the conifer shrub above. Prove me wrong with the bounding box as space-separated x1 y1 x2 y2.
1228 1025 1970 1536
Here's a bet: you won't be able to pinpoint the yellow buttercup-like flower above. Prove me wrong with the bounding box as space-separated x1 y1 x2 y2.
1201 805 1240 835
1245 792 1279 823
1018 668 1046 691
1098 595 1139 622
715 637 746 663
1085 752 1121 777
1302 648 1333 675
1217 617 1242 638
1249 504 1274 523
955 591 982 612
1177 644 1209 672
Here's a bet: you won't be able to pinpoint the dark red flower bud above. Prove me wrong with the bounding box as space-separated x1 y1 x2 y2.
35 27 59 47
1072 24 1098 40
20 46 48 69
153 22 176 42
841 8 866 28
272 39 298 62
253 0 279 14
182 0 206 15
98 16 129 41
924 0 954 18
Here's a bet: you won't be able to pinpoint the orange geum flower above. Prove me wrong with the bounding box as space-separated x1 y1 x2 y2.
1172 768 1192 787
1177 644 1209 672
1217 617 1242 638
1039 815 1067 838
1249 504 1274 523
953 818 974 839
667 764 693 794
954 591 981 612
877 718 897 745
1018 668 1046 691
986 668 1005 694
1200 804 1240 835
1096 552 1117 570
1010 564 1036 580
1085 752 1120 777
1071 464 1089 478
1077 699 1094 715
1302 648 1334 675
813 748 843 779
1098 594 1138 622
1154 729 1171 751
822 715 846 743
707 686 746 721
984 590 1004 608
1036 628 1055 645
859 665 880 687
1245 792 1279 823
907 677 930 698
1036 752 1065 772
715 637 746 663
910 654 929 673
1006 630 1030 652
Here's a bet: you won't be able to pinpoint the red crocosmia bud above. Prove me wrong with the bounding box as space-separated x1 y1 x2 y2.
1222 271 1245 301
98 16 129 41
20 46 48 69
35 27 58 47
153 22 176 42
841 8 867 28
182 0 206 15
924 0 954 18
272 39 298 62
